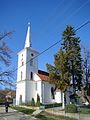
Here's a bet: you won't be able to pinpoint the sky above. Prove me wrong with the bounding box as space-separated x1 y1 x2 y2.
0 0 90 89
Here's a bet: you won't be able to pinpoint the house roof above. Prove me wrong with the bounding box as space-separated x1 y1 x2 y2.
7 91 16 97
0 90 16 98
38 70 49 81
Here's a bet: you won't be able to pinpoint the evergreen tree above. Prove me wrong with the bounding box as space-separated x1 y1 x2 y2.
62 25 82 91
46 48 71 92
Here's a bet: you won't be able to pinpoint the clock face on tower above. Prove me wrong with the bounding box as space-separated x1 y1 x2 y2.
31 53 34 57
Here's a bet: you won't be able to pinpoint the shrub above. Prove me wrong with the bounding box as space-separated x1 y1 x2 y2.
31 98 35 106
36 94 40 107
65 104 77 113
41 103 62 109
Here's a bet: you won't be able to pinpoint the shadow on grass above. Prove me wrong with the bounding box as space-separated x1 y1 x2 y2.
36 112 78 120
36 114 55 120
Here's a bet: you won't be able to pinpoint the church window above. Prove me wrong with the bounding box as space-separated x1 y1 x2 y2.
21 71 23 80
22 61 24 66
30 58 33 66
31 72 33 80
31 53 34 57
51 87 55 99
20 95 22 104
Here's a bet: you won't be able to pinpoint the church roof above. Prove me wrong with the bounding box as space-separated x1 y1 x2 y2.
38 70 49 81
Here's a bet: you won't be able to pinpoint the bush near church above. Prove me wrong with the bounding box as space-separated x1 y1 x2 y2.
31 98 35 106
36 94 40 107
65 104 78 113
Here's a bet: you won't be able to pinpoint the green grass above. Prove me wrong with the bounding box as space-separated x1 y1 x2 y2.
35 112 77 120
11 106 35 115
80 108 90 114
36 114 55 120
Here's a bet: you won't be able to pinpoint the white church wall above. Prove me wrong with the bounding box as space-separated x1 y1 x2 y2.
25 80 36 103
42 81 54 104
34 73 41 81
33 73 42 102
16 81 26 105
55 91 62 103
36 81 42 103
17 49 27 81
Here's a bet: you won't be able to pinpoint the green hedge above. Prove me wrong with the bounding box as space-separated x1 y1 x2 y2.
41 103 62 109
65 104 78 113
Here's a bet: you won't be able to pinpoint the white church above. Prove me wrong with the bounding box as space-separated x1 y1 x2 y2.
16 23 66 106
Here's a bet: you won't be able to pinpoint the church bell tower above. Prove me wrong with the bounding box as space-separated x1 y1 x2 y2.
16 22 39 105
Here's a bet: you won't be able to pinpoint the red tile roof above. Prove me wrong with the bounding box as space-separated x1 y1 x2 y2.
38 70 49 81
38 74 48 81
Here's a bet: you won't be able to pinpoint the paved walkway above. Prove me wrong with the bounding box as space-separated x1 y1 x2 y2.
45 108 90 120
0 106 37 120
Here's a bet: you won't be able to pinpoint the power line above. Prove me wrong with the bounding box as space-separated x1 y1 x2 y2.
55 0 90 36
75 20 90 32
13 20 90 73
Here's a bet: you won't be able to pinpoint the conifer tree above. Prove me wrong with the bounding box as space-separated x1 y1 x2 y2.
46 48 71 92
62 25 82 91
46 25 82 94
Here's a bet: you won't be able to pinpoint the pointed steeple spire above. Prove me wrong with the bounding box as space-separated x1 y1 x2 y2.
25 22 32 48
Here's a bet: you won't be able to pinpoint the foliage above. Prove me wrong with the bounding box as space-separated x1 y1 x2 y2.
41 103 62 109
62 25 82 91
46 25 82 94
65 104 77 113
46 48 71 92
36 94 40 107
31 98 35 106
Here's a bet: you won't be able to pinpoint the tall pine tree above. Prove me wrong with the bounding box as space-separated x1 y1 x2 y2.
62 25 82 91
46 48 71 92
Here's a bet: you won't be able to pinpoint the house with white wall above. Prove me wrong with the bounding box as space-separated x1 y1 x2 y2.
16 23 64 106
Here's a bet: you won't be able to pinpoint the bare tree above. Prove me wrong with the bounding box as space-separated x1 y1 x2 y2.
82 47 90 83
80 46 90 104
0 31 14 87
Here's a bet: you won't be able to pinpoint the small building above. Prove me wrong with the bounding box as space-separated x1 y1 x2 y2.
16 23 64 106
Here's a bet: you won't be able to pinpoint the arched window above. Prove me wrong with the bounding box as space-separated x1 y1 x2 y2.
51 87 55 99
22 61 24 66
19 95 22 104
31 72 33 80
21 71 23 80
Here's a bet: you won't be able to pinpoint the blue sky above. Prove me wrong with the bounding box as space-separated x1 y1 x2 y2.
0 0 90 88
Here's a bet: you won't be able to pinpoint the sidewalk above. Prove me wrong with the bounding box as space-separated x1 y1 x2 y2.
45 108 90 120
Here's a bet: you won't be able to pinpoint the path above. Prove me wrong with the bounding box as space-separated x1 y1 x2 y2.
45 107 90 120
0 106 37 120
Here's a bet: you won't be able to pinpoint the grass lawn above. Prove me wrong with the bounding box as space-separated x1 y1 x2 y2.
11 106 35 115
35 112 78 120
80 108 90 114
11 106 78 120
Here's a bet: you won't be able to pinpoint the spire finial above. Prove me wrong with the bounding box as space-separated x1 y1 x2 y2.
28 22 30 26
24 22 31 48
